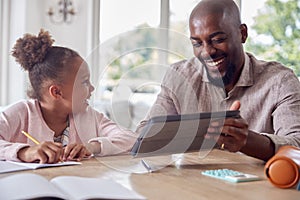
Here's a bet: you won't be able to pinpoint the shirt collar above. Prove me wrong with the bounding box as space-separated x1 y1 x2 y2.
236 53 254 87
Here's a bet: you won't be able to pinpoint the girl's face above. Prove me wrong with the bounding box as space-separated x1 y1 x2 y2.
61 56 94 113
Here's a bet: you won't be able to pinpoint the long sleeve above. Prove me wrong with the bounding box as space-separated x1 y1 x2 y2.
135 58 203 134
0 100 138 161
261 70 300 151
0 101 34 161
70 107 137 156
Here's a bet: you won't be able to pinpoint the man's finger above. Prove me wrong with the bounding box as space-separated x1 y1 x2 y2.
230 100 241 110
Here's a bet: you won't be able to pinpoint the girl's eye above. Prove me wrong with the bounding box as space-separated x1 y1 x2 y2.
82 80 90 85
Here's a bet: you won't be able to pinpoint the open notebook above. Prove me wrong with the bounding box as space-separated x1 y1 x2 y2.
0 173 146 200
0 160 81 174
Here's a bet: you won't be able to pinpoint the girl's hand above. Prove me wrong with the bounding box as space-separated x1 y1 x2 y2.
17 141 63 164
63 143 92 161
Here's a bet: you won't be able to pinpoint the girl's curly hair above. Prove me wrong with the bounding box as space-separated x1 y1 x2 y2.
11 29 79 100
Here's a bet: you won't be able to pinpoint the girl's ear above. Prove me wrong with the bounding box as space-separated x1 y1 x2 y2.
49 85 62 99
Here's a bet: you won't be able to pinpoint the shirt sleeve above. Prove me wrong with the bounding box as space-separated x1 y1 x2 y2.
88 112 138 156
265 70 300 152
135 64 185 134
0 140 30 161
0 106 30 161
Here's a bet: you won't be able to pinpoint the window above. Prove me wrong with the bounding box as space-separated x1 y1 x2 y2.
169 0 198 61
243 0 300 75
94 0 200 129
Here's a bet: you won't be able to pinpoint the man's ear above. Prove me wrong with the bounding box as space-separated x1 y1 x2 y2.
49 85 62 99
240 24 248 43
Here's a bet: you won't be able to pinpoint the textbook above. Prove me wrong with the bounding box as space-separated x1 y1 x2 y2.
131 110 240 157
0 160 81 174
0 173 146 200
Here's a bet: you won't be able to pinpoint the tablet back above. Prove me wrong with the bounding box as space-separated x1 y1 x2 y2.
131 110 240 157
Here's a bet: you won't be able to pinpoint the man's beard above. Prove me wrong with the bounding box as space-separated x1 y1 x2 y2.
205 63 236 88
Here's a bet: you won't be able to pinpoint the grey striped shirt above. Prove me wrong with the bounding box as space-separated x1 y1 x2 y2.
139 53 300 152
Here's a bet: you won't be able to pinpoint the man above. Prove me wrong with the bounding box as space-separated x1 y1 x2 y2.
137 0 300 161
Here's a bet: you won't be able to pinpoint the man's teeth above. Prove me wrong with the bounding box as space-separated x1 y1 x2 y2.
206 58 224 66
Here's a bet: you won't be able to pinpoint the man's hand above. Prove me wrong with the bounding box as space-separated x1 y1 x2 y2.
207 100 249 152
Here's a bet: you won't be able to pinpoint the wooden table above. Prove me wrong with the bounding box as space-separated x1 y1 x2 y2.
1 149 299 200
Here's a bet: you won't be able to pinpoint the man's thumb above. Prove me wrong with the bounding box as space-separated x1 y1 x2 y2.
230 100 241 110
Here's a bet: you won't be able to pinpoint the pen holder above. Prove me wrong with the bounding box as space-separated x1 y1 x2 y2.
264 145 300 189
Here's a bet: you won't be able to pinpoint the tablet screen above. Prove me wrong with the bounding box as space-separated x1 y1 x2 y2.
131 110 240 157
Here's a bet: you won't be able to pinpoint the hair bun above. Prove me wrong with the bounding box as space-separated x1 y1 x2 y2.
12 29 54 71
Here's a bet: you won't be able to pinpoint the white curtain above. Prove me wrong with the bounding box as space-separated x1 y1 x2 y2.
0 0 11 106
86 0 100 85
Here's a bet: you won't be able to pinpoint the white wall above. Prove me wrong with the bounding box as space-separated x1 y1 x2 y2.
1 0 96 107
40 0 91 57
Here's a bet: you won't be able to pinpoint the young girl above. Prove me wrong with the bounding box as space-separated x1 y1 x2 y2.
0 29 136 163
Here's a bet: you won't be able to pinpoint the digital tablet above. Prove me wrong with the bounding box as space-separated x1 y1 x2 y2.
131 110 240 157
